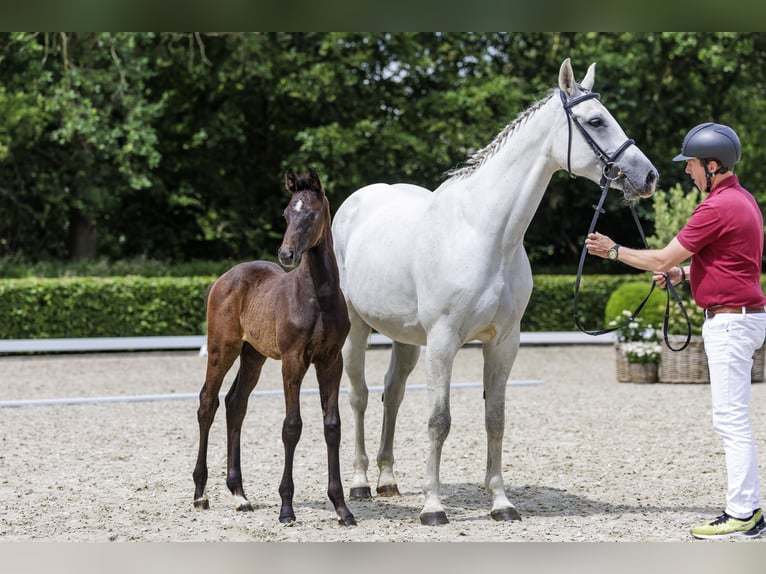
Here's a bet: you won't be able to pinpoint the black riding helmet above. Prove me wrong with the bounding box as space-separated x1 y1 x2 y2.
673 122 741 192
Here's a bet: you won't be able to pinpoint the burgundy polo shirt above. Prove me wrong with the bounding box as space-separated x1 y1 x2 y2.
676 175 766 309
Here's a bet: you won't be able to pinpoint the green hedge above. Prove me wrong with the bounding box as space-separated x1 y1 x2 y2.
0 276 215 339
0 273 643 339
521 274 642 332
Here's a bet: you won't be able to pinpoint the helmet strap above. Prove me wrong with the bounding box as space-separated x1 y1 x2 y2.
701 159 730 193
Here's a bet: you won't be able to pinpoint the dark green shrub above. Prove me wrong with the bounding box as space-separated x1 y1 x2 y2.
604 279 667 330
0 276 215 338
522 274 636 332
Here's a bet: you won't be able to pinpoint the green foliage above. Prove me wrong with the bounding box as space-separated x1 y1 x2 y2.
604 280 667 330
0 276 214 338
521 274 633 332
2 33 766 270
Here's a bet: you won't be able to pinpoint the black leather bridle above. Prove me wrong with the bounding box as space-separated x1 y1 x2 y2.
562 88 691 351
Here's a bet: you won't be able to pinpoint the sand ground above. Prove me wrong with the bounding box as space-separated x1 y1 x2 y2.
1 343 765 543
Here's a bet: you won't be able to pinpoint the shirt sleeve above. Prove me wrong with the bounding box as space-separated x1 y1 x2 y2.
676 202 722 254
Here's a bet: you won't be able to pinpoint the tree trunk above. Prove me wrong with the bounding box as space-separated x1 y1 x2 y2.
67 209 97 260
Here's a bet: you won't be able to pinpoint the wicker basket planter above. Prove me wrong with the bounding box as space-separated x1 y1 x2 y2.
615 344 659 383
659 335 765 384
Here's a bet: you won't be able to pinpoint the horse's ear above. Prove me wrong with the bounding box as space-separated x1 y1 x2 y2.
581 62 596 92
558 58 576 97
308 168 324 196
285 168 297 194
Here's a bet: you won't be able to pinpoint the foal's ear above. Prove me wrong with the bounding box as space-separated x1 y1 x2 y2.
285 168 297 194
308 168 324 196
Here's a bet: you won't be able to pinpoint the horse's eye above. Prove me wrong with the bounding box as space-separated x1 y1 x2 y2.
588 117 604 128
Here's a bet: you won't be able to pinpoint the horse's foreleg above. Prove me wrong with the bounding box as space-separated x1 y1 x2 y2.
316 353 356 526
224 344 266 511
377 341 420 496
343 307 372 499
419 331 460 526
278 357 308 524
482 333 521 522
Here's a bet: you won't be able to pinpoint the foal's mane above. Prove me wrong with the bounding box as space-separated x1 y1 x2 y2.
444 89 557 182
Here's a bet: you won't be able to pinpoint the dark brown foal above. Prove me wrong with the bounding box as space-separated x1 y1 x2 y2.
192 168 355 526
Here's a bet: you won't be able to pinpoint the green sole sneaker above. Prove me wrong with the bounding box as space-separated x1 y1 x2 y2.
691 509 765 540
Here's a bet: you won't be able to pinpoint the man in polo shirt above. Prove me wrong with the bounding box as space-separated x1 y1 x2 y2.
585 122 766 539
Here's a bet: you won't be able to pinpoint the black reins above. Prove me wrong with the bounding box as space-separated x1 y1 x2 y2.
562 89 692 351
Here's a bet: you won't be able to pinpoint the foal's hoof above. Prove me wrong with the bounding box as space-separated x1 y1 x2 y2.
491 507 522 522
376 484 401 497
338 514 357 527
193 497 209 510
350 486 372 500
419 511 449 526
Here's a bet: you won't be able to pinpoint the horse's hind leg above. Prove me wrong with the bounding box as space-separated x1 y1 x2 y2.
377 341 420 496
343 305 373 499
224 342 267 511
316 352 356 526
193 336 241 509
482 332 521 522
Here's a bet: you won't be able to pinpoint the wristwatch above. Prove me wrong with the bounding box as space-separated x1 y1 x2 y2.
607 244 621 261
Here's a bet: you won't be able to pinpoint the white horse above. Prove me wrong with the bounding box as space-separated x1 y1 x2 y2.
331 58 658 525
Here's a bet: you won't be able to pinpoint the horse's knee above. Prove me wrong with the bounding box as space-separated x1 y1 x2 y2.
282 418 303 444
323 417 341 446
428 412 451 443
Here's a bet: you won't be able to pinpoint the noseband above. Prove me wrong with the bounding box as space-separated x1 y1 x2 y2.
563 89 691 351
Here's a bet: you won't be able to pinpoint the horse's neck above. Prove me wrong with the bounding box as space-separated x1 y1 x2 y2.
300 224 342 306
439 102 559 249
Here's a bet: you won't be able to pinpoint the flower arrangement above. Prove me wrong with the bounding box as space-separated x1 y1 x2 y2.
609 309 661 364
621 340 663 364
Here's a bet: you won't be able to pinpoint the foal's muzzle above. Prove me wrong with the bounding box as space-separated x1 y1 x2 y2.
278 246 299 268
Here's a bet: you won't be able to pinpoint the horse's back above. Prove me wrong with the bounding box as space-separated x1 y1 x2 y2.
206 261 286 357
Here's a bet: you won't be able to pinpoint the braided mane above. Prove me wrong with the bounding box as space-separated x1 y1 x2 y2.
444 90 556 181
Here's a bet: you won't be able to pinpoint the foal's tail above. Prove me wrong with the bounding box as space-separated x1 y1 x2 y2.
198 280 216 358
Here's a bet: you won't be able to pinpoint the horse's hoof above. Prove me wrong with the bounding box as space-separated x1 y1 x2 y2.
350 486 372 500
193 497 209 510
419 511 449 526
279 514 296 524
236 501 254 512
338 515 357 527
376 484 401 497
491 507 522 522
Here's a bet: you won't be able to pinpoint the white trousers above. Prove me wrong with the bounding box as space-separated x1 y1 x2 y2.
702 312 766 519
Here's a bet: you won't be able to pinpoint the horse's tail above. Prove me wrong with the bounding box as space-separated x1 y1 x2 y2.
199 280 216 358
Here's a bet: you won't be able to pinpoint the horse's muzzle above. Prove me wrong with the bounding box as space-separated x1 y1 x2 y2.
278 246 299 268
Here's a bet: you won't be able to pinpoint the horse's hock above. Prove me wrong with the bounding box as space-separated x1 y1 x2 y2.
657 335 765 384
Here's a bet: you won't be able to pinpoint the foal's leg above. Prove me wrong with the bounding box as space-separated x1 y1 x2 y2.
193 336 242 509
482 331 522 522
420 327 461 526
224 342 267 511
278 352 310 523
377 341 420 496
316 351 356 526
342 305 373 499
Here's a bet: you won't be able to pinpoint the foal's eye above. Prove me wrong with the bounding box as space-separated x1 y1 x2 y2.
588 117 604 128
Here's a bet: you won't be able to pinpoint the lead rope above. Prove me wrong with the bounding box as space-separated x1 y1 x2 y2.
572 175 692 351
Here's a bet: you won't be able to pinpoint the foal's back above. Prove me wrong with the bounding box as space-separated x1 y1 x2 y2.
206 259 288 361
